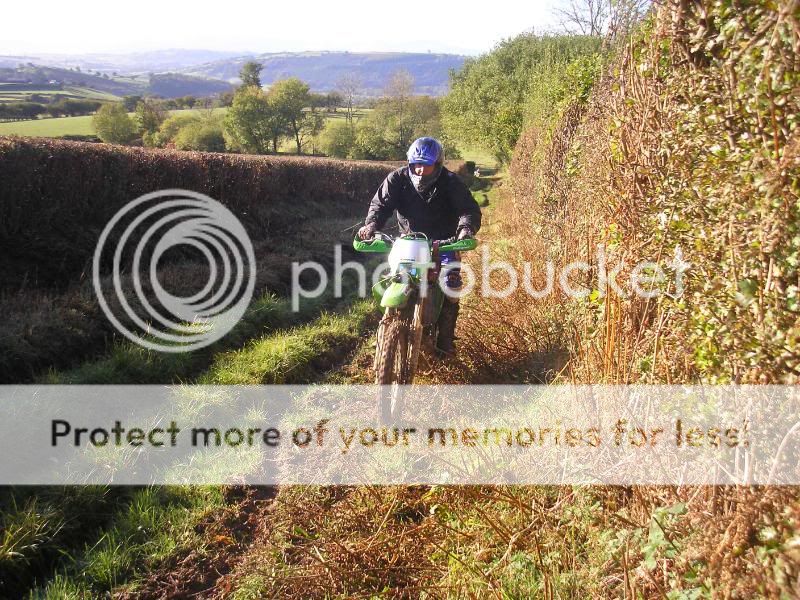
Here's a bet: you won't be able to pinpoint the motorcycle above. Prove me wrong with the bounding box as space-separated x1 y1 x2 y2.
353 231 478 422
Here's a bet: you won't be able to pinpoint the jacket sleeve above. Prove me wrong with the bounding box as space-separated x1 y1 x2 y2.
449 174 482 234
364 172 399 230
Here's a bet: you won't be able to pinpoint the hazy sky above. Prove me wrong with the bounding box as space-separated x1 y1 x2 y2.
2 0 562 56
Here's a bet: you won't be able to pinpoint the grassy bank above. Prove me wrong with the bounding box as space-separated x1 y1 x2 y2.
3 294 380 597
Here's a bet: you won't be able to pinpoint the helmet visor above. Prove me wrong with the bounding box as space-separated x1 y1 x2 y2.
408 157 437 166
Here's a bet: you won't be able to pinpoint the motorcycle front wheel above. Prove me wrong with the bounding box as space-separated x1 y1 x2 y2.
375 310 410 423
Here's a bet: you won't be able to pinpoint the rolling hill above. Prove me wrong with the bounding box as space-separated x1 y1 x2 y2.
183 51 467 95
0 50 468 99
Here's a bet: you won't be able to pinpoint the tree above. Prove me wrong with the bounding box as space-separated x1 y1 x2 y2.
224 85 285 154
336 72 362 124
122 95 143 111
217 91 235 107
324 91 343 112
553 0 649 37
383 70 416 153
153 113 200 147
239 61 263 88
270 78 314 154
135 99 167 146
92 103 137 144
320 120 356 158
174 119 226 152
441 33 601 163
350 95 443 161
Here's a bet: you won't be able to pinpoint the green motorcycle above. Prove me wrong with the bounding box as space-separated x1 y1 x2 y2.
353 232 478 422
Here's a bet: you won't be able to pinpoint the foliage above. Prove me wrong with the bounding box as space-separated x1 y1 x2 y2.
152 113 198 147
269 78 322 154
121 95 142 111
45 99 103 118
91 103 136 144
239 61 263 88
319 119 356 159
223 85 283 154
173 116 226 152
442 33 602 163
134 99 166 146
351 95 443 160
0 102 46 121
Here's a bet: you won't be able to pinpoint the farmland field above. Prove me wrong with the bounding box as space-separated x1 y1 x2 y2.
0 84 121 103
0 108 222 137
0 114 97 136
0 107 371 141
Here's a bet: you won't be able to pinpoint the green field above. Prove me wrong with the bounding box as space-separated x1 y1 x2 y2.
0 108 219 138
0 84 121 103
0 107 371 142
0 114 97 136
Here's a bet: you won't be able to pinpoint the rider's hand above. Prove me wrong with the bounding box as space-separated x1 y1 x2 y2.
358 223 377 240
457 227 474 241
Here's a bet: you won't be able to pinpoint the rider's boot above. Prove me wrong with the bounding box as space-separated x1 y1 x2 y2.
436 300 459 357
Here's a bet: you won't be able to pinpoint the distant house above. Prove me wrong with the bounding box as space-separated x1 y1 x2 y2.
48 80 59 85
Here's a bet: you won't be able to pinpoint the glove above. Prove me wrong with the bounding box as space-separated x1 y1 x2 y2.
358 222 377 240
457 227 474 241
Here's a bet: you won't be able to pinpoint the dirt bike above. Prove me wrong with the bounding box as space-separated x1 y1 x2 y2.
353 231 478 422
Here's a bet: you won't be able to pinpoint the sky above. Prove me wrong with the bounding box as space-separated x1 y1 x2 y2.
1 0 562 57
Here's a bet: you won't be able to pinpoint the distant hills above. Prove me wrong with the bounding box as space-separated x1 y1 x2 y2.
0 50 244 73
0 64 233 99
0 49 468 98
182 51 468 96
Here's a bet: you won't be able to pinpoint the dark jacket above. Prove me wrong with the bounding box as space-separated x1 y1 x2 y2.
365 167 482 240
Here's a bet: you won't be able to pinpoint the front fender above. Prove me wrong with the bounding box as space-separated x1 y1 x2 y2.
380 281 414 308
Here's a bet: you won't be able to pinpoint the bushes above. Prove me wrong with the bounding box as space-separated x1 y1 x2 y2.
92 103 137 144
173 120 226 152
320 120 356 159
442 33 602 164
0 136 394 290
499 0 800 386
152 113 199 147
0 102 46 121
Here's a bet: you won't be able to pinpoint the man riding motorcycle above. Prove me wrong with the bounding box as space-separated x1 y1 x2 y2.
358 137 482 355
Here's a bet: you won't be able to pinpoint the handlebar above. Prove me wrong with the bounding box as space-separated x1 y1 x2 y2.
353 232 477 253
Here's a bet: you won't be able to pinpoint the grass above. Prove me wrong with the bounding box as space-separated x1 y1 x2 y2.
5 268 381 597
0 107 367 143
0 115 97 137
459 145 500 172
25 486 225 599
0 85 120 102
44 291 323 385
201 299 377 384
0 108 214 138
22 298 379 597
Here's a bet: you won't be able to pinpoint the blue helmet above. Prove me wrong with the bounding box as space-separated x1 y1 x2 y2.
407 137 444 167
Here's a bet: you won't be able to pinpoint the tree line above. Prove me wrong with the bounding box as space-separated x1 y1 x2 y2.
91 61 451 161
0 98 104 121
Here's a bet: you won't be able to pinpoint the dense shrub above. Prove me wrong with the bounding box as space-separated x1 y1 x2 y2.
496 1 799 388
442 33 601 163
0 137 394 290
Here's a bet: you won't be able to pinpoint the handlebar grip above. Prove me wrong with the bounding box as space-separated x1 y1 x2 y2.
353 237 392 253
439 238 478 252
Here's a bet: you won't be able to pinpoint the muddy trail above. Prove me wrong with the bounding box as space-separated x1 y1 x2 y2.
118 177 576 599
115 177 531 599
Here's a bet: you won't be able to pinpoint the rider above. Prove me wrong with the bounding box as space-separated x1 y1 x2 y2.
357 136 482 356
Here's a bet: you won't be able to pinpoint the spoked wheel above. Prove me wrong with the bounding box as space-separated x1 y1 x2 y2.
375 309 411 423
